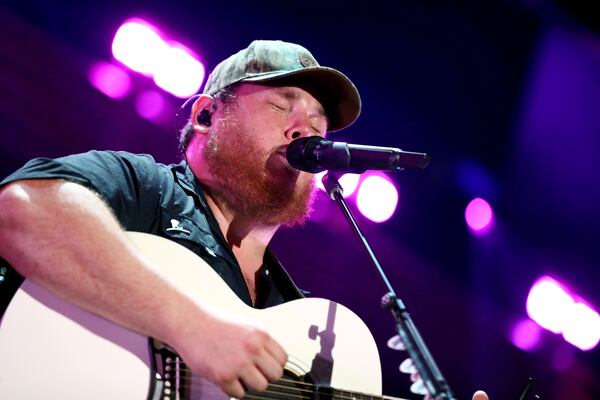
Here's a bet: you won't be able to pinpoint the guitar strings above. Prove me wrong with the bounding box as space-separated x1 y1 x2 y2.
171 364 317 390
163 364 399 399
184 381 391 400
169 374 393 400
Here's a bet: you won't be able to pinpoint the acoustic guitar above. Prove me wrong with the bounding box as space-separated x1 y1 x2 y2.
0 232 408 399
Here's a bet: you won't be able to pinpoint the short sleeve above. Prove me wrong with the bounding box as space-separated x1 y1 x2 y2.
0 151 162 231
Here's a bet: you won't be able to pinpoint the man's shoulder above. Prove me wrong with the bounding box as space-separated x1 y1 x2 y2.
65 149 160 167
60 150 178 177
0 150 177 191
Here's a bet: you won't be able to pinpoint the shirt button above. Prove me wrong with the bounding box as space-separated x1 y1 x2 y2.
265 269 270 276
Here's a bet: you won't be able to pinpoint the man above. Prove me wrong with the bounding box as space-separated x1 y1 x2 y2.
0 40 488 400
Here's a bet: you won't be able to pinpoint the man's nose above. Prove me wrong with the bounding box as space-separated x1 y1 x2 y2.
288 130 310 140
284 106 322 141
285 122 314 142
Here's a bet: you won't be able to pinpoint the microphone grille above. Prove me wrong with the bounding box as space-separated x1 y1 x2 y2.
286 136 327 173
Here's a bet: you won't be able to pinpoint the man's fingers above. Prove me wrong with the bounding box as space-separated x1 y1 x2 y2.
255 349 285 382
222 379 246 399
472 390 489 400
239 365 270 393
265 335 288 366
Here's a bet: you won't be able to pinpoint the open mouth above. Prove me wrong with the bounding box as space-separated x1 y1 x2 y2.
268 145 299 177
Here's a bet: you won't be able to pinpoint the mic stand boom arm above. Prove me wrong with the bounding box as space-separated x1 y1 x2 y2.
322 172 456 400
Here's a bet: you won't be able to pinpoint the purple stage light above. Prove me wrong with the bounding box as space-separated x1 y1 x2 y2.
562 302 600 351
526 276 574 334
135 90 166 121
356 174 399 223
112 20 165 76
526 276 600 350
465 197 493 233
339 174 360 197
88 61 131 99
510 318 542 351
153 43 205 98
315 172 360 198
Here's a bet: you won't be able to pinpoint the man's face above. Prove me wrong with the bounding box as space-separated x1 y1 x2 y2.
202 83 328 226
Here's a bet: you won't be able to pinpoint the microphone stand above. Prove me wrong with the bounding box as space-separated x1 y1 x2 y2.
322 171 456 400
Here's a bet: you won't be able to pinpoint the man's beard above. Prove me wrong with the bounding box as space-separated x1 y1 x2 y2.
202 116 316 227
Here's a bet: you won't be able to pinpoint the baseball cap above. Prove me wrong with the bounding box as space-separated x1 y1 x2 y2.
202 40 361 132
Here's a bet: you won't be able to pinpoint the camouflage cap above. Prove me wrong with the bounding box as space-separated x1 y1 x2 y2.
202 40 361 132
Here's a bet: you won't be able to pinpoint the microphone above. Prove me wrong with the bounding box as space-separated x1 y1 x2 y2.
286 136 431 174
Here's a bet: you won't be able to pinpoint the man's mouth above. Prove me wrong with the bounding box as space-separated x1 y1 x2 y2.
263 150 301 189
274 146 295 168
276 144 288 156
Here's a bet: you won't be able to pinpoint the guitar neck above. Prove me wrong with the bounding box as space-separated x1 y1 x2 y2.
242 378 409 400
318 387 407 400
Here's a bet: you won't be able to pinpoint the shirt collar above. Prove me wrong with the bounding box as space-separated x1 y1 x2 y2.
174 160 210 209
173 159 305 301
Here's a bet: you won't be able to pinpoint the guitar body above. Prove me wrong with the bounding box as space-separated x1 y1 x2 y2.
0 232 384 399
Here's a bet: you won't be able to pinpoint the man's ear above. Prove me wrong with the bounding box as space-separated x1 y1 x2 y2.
191 94 217 134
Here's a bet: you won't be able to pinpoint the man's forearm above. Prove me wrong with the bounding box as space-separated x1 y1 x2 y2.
0 179 198 347
0 178 287 398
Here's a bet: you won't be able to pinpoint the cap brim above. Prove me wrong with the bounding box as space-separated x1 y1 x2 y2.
241 66 361 132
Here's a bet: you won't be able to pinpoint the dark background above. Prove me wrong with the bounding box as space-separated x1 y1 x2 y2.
1 1 599 399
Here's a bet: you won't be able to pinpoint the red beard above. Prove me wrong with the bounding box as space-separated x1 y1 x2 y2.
202 116 316 227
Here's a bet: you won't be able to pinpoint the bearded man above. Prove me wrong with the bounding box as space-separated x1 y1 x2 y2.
0 40 489 400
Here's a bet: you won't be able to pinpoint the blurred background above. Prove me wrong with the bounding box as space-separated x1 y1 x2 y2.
1 1 599 399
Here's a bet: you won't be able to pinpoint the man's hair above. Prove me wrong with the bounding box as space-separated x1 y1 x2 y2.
178 85 239 153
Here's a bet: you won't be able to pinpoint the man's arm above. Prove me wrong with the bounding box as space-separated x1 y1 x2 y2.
0 179 286 398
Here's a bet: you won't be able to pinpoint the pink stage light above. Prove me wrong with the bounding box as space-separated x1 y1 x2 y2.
465 197 493 233
88 61 131 99
153 43 205 98
112 20 166 76
339 174 360 197
356 174 399 223
562 302 600 351
526 276 600 350
526 276 574 333
510 318 542 351
135 90 166 121
315 172 360 198
111 19 205 98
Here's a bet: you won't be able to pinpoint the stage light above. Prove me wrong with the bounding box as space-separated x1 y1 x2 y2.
526 276 574 334
510 318 542 351
112 20 165 75
562 302 600 351
135 90 166 121
111 19 205 98
465 197 493 233
356 173 399 223
315 172 360 198
88 61 131 99
526 276 600 350
339 174 360 197
153 43 205 98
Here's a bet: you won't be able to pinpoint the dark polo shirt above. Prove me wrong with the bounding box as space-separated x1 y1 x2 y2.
0 150 304 315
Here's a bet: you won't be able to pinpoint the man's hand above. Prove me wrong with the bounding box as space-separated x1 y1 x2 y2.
172 307 287 399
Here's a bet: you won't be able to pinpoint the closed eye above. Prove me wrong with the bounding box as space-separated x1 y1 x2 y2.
311 126 324 136
270 102 288 112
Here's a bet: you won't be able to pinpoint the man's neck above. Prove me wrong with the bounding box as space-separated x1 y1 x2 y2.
186 147 280 304
203 191 278 275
